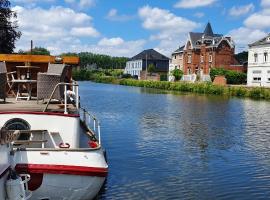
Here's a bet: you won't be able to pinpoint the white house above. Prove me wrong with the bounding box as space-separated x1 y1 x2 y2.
248 34 270 87
124 60 143 77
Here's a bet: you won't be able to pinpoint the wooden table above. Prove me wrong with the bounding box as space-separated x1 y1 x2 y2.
16 66 40 80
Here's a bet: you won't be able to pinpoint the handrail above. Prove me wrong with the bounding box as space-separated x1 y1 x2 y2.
80 108 101 145
43 82 79 113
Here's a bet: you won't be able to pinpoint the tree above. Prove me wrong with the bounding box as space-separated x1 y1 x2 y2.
0 0 21 53
18 47 50 55
147 63 156 75
171 69 183 81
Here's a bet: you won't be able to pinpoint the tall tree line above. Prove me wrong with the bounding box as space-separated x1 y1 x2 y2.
62 52 129 69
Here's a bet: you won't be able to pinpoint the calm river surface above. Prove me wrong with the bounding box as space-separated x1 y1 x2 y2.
79 81 270 200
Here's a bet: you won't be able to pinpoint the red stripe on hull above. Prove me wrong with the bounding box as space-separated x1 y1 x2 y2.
15 164 108 177
0 165 10 179
0 111 79 118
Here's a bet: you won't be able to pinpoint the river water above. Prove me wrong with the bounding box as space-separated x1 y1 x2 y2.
79 81 270 200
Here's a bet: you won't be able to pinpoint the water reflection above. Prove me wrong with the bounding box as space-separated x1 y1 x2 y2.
79 82 270 200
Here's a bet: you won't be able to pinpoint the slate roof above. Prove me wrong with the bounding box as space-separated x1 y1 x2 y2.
188 22 231 49
131 49 169 61
249 34 270 47
172 45 185 54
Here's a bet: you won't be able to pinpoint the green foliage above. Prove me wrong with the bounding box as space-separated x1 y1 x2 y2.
160 74 168 81
18 47 50 55
75 52 128 69
235 51 248 64
171 69 183 81
147 64 156 75
0 0 21 53
210 68 247 85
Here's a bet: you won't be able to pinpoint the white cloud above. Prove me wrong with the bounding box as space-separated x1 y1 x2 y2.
106 9 134 22
174 0 217 9
227 27 267 52
194 12 205 18
138 6 199 55
229 3 254 17
71 27 100 37
13 6 100 54
98 37 124 46
244 12 270 29
64 0 96 9
261 0 270 7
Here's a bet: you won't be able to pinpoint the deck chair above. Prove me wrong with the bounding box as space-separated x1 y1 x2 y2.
37 63 67 102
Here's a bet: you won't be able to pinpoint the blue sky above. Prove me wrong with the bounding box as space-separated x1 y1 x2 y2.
9 0 269 57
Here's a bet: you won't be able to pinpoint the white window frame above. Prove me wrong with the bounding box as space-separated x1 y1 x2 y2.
209 55 212 63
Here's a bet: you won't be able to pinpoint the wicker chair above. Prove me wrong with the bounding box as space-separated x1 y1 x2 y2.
0 62 6 102
37 64 67 102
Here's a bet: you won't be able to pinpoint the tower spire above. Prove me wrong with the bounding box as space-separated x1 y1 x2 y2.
204 22 214 36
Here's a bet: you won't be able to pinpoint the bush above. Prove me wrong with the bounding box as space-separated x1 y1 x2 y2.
210 68 247 85
171 69 183 81
122 74 132 79
160 74 168 81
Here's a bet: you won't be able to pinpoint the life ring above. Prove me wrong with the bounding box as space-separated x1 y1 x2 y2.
59 142 70 148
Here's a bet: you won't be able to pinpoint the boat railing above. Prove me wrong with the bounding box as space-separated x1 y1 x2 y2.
80 108 101 145
43 81 79 114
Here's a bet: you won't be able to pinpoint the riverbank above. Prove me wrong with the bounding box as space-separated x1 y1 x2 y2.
72 70 270 100
87 75 270 100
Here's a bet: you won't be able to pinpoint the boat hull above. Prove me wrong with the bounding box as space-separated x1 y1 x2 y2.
28 174 105 200
14 149 108 200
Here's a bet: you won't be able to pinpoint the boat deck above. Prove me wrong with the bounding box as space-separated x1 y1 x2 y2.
0 98 78 114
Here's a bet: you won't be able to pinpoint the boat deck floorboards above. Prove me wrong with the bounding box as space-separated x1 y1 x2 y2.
0 98 78 114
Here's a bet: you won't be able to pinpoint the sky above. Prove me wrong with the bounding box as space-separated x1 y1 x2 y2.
9 0 270 57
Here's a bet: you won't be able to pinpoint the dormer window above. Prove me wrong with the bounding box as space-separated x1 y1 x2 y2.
264 52 268 62
254 53 258 63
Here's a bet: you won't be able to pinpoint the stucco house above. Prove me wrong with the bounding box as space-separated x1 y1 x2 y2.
247 34 270 87
124 49 169 79
168 46 184 81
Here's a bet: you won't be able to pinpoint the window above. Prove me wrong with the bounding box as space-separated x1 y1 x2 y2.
268 70 270 74
209 55 212 63
268 78 270 82
188 67 192 74
200 55 204 63
4 118 31 140
254 53 258 63
188 55 192 63
264 52 268 62
253 70 262 74
175 55 177 59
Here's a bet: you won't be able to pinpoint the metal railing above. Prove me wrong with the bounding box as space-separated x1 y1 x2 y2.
43 82 79 113
80 108 101 145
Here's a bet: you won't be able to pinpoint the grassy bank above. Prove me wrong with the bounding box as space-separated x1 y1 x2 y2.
73 69 270 100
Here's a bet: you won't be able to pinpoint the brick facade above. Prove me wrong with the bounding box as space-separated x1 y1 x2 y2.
183 23 236 76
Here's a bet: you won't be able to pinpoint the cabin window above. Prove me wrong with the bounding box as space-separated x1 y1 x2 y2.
254 53 258 63
4 118 31 140
188 55 192 63
264 52 268 62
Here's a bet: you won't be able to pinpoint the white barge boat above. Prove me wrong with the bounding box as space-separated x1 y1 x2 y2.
0 61 108 200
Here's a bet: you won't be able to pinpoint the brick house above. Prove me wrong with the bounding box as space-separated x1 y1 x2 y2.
182 22 236 81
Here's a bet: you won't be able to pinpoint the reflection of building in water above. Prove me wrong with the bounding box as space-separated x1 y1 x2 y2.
138 94 244 154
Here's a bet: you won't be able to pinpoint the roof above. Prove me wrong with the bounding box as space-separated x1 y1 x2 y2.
187 22 233 49
204 22 214 37
131 49 169 61
172 45 185 54
249 34 270 47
